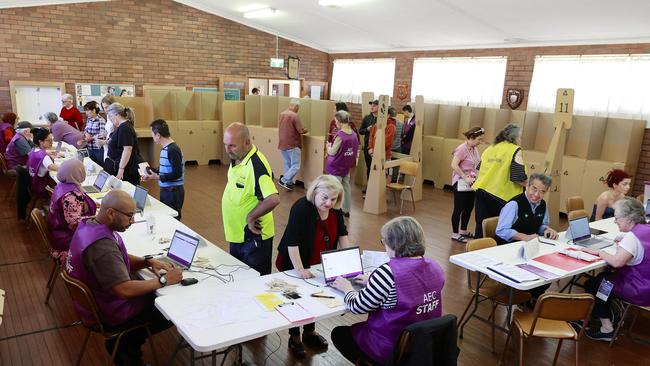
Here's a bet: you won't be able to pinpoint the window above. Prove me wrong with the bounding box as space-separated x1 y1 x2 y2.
411 57 507 107
330 58 395 103
528 54 650 123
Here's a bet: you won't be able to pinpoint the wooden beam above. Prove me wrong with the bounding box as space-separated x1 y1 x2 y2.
404 95 425 202
363 95 389 215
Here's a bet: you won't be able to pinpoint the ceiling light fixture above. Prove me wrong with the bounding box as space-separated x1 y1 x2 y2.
243 7 277 19
318 0 349 7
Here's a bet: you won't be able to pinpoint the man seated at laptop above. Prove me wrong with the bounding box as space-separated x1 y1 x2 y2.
495 173 559 245
66 190 182 365
330 216 445 366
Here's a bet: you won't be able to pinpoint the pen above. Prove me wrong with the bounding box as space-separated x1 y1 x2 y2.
311 294 335 299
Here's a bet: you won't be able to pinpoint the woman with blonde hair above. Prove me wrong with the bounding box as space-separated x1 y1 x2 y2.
276 174 351 358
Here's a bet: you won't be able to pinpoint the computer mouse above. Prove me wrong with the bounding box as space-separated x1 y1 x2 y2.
181 278 198 286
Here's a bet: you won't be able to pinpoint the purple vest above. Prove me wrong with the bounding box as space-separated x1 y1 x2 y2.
27 149 51 197
610 224 650 306
66 219 149 326
5 133 28 169
0 122 13 154
401 117 416 152
48 182 97 251
325 129 359 177
352 257 445 364
51 121 85 147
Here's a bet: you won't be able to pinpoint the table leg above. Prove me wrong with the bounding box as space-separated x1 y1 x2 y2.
167 338 184 366
460 272 482 338
504 287 514 329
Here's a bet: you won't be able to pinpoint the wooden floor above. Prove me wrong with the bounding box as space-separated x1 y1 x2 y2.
1 163 649 365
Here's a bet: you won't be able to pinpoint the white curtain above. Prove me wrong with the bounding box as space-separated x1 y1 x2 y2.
411 57 507 107
528 54 650 124
331 58 395 103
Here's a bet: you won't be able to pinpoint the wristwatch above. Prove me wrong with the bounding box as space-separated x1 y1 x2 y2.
159 274 167 287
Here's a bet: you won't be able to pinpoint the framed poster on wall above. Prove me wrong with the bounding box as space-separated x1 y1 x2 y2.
287 56 300 80
224 88 241 101
75 83 135 110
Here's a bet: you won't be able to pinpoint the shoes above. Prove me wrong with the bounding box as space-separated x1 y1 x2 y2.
278 180 294 191
302 332 329 350
288 337 306 359
451 235 468 244
586 327 614 342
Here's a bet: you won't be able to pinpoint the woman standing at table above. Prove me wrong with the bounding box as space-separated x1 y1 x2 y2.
582 197 650 341
276 174 350 359
450 126 484 243
82 101 106 166
48 159 97 252
105 102 141 186
330 216 445 365
59 93 84 131
27 128 59 198
591 169 631 221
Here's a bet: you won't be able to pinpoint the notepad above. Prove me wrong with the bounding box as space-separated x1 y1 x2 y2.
276 302 314 323
487 263 540 283
255 293 284 311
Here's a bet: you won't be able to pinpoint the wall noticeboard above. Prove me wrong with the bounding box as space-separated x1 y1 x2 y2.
287 56 300 80
75 83 135 110
224 88 241 101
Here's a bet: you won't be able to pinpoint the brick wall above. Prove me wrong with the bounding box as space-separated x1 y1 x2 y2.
330 44 650 195
0 0 329 110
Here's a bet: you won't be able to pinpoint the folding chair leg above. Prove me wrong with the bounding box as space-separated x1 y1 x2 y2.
167 338 184 366
517 329 524 366
76 329 92 366
409 189 415 212
109 332 127 366
46 261 58 288
457 293 478 337
490 302 497 353
498 325 514 365
552 339 563 365
609 303 631 347
574 339 579 366
399 196 404 215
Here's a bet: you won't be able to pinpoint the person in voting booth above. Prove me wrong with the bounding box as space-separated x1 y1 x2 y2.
222 122 280 276
4 121 33 170
275 174 350 359
450 127 485 243
0 111 17 154
82 101 107 166
59 93 85 131
48 159 97 252
66 190 182 365
581 197 650 341
400 105 416 155
327 102 359 144
367 106 396 161
495 173 559 245
105 103 142 186
277 98 308 191
330 216 445 365
359 99 378 182
591 169 631 221
325 110 360 217
27 128 59 198
46 111 86 148
472 123 527 238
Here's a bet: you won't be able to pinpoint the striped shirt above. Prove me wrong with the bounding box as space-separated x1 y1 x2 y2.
344 263 397 314
158 142 184 188
84 115 106 150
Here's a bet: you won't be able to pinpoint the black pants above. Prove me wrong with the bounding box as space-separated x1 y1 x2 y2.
474 189 507 238
289 322 315 337
160 186 184 221
363 147 372 179
585 273 614 319
452 183 475 234
229 234 273 275
15 166 31 220
104 304 172 366
331 326 379 365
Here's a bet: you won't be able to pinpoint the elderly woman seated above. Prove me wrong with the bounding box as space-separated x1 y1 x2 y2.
330 216 446 365
582 197 650 341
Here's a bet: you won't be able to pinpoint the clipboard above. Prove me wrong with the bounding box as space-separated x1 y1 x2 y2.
276 302 314 323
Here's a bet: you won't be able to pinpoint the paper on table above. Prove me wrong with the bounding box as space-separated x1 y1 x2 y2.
362 250 390 269
173 292 266 333
487 263 540 283
255 293 284 311
457 252 501 268
276 302 314 323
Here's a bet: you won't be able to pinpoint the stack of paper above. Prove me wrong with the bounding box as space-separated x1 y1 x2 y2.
487 263 540 283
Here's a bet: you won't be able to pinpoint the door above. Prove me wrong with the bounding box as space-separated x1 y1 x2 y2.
15 85 63 124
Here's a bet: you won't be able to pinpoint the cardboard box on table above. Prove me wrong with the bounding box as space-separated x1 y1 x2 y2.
174 91 201 121
114 96 156 164
422 103 439 136
436 105 461 138
147 89 175 121
297 98 312 134
458 106 484 138
422 136 444 183
580 160 631 214
482 108 509 143
565 115 607 159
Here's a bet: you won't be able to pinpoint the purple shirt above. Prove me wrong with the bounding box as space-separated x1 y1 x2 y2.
325 129 359 177
51 121 85 148
610 223 650 306
48 182 97 251
451 141 479 185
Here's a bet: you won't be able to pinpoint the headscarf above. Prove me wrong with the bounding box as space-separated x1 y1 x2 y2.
57 159 86 186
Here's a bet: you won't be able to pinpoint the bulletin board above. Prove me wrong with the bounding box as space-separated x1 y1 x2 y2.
75 83 135 109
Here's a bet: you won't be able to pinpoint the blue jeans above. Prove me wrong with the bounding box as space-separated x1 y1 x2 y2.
88 147 104 166
280 147 301 184
229 234 273 275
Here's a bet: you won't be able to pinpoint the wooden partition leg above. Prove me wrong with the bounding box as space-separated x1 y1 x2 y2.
403 95 424 203
363 95 389 215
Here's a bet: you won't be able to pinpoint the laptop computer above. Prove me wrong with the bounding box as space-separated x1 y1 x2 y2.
82 170 110 193
158 230 200 269
568 216 613 249
646 199 650 218
133 185 148 214
320 246 364 290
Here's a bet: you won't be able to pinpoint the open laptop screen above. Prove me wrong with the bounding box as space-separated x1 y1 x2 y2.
133 185 148 211
167 230 200 268
93 170 110 191
569 216 592 242
321 247 363 283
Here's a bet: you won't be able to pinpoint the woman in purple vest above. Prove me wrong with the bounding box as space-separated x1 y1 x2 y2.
48 159 97 252
581 197 650 342
325 110 360 217
27 128 58 198
331 216 446 365
0 111 17 154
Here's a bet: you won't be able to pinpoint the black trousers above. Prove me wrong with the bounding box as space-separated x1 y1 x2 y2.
15 166 31 220
160 186 185 221
474 189 507 238
104 303 172 366
331 325 379 365
229 235 273 276
585 273 614 319
452 183 475 234
363 147 372 179
289 322 315 337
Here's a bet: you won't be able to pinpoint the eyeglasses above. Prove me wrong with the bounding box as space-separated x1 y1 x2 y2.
111 207 135 220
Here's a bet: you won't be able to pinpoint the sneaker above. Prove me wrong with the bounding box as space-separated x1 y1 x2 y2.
586 327 614 342
288 337 306 359
278 180 293 191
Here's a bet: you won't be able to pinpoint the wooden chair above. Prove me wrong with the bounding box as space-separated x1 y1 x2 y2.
637 194 645 203
0 152 17 202
0 288 5 327
60 270 159 366
499 292 594 366
565 196 584 213
567 209 590 221
458 238 532 352
30 208 60 304
482 217 500 240
610 301 650 347
386 161 419 214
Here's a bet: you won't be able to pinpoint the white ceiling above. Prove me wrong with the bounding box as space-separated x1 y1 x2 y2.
3 0 650 53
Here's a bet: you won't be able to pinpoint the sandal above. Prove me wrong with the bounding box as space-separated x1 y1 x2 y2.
451 235 468 244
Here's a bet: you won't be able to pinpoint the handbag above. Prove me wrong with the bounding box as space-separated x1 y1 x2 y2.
456 178 474 192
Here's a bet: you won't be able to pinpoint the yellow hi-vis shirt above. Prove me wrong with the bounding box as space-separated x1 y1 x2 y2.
222 145 277 243
473 141 526 202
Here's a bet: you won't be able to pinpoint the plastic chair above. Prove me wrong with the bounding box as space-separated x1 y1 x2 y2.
499 292 594 366
610 301 650 347
59 270 159 366
457 238 531 352
567 209 590 221
482 217 500 240
565 196 584 213
30 208 61 304
386 161 419 214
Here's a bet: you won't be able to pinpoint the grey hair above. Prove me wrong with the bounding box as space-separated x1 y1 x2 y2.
61 93 74 102
106 102 135 123
614 197 647 225
494 123 521 145
43 112 59 124
380 216 426 258
529 173 552 189
334 110 349 124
